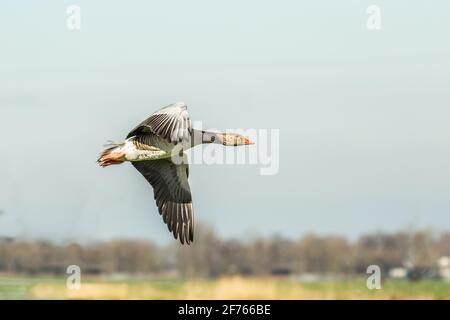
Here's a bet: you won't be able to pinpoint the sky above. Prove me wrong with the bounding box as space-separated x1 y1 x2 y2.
0 1 449 244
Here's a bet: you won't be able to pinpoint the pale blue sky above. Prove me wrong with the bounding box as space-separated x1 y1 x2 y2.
1 1 449 244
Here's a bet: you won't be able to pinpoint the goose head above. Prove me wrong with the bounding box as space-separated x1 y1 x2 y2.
217 133 255 146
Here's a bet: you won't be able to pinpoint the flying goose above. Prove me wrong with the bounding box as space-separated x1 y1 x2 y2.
97 102 254 244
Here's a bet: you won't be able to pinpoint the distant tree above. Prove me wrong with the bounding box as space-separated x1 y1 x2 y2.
0 225 448 277
176 222 223 278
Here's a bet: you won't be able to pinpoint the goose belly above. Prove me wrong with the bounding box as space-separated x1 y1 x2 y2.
125 135 174 161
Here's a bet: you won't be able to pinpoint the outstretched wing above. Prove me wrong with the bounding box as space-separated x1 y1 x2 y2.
132 159 194 244
127 102 192 144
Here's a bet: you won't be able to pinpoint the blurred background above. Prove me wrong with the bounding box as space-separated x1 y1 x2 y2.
0 0 450 299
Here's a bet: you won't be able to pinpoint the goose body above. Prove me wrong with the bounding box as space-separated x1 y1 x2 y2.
98 102 254 244
122 135 173 161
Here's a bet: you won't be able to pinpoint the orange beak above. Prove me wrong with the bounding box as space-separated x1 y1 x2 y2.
243 137 255 145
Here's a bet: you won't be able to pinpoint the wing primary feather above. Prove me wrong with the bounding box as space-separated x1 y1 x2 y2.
178 205 185 245
180 204 187 244
188 203 194 242
166 202 173 232
131 158 193 245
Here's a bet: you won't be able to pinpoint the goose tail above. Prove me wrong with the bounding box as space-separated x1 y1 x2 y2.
97 141 126 167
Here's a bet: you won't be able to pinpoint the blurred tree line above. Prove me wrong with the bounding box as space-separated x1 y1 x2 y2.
0 223 448 278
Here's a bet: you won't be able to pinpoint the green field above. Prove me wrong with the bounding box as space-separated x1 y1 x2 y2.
1 275 449 300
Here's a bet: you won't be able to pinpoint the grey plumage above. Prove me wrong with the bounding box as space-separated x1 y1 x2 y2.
132 159 193 244
128 102 194 244
127 102 192 144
